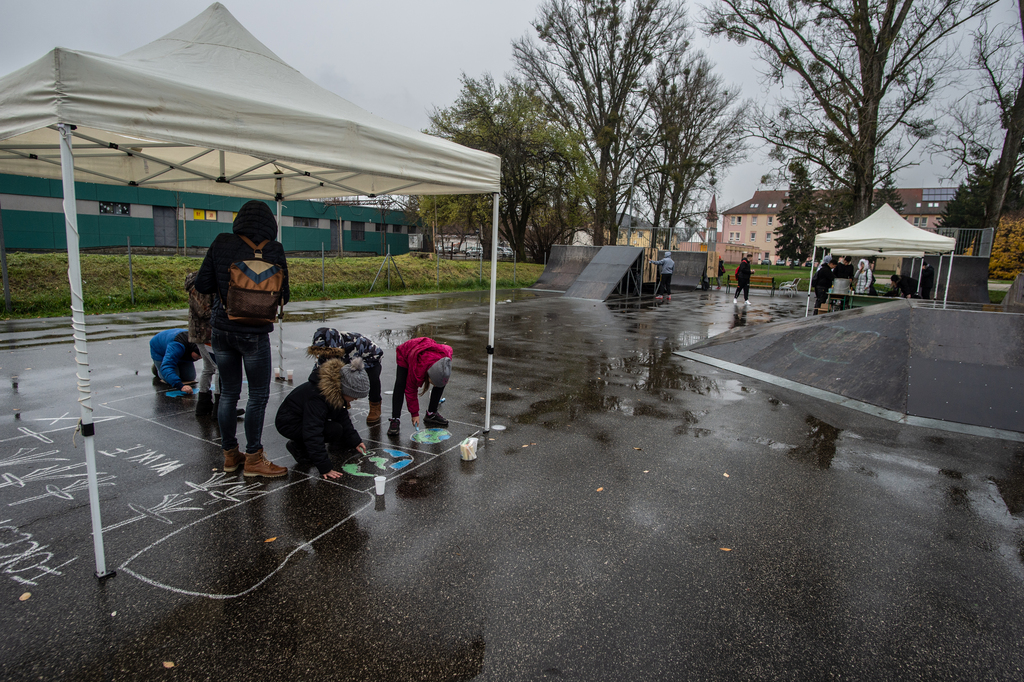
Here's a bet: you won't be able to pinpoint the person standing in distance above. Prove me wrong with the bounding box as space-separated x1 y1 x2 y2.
649 251 675 300
196 200 290 478
920 261 935 300
733 254 754 305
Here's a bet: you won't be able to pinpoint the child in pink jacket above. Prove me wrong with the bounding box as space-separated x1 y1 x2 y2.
387 337 452 436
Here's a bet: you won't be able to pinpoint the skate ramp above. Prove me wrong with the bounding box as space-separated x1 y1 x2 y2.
533 245 600 292
671 252 709 290
678 299 1024 434
564 246 645 301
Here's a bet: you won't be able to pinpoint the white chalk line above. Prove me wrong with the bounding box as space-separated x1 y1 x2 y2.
117 428 482 597
118 469 373 599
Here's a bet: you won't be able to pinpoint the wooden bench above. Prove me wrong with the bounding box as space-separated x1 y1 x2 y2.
726 275 777 296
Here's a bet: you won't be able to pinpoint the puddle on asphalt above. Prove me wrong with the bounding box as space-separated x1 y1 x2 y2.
787 415 841 469
992 445 1024 516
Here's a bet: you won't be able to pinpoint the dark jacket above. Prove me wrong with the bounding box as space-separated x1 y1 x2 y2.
833 261 854 279
814 264 836 290
920 264 935 292
195 200 290 334
307 329 384 369
275 358 362 475
736 259 752 283
885 275 918 298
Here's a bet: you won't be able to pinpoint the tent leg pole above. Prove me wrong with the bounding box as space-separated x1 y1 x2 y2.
0 196 10 313
484 193 499 433
275 198 284 370
805 247 816 317
59 124 113 580
933 255 943 304
943 254 954 309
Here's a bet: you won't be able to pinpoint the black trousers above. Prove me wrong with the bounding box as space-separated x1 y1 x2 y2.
814 286 829 313
734 280 750 301
657 274 672 296
391 365 444 419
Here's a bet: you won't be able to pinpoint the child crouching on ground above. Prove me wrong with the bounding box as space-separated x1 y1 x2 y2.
275 357 369 480
387 337 452 436
307 328 384 425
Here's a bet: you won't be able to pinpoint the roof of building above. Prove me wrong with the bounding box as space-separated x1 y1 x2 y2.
721 188 956 217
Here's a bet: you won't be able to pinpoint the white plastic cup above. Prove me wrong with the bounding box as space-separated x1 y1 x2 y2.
274 367 281 379
374 476 386 495
286 369 294 382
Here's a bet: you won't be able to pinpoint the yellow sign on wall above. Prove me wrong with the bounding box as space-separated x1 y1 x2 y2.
193 209 205 221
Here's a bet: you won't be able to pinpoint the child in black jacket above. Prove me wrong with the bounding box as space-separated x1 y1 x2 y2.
275 357 368 479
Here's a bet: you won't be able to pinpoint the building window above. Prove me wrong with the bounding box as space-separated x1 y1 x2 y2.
408 226 418 234
293 217 318 228
750 203 759 208
750 232 756 242
751 216 758 225
352 221 365 241
99 202 130 216
920 217 928 227
767 217 773 226
767 203 778 208
766 232 772 242
730 216 737 225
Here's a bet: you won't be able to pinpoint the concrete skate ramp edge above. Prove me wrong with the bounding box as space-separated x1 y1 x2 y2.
564 246 644 300
678 299 1024 434
533 245 600 291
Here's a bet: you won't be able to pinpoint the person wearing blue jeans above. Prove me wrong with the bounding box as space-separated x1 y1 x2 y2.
212 330 271 462
196 200 289 478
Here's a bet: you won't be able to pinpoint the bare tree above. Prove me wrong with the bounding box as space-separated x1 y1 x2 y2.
635 53 747 247
704 0 997 223
514 0 690 246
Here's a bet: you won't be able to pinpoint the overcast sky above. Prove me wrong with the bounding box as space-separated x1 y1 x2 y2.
1 0 1010 212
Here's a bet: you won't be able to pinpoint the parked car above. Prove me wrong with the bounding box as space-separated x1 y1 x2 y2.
498 245 514 257
776 258 785 265
761 259 772 265
465 246 483 258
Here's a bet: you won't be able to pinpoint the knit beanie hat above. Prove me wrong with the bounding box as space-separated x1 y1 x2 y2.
339 357 370 400
427 357 451 387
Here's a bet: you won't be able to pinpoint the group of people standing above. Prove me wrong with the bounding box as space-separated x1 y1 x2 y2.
148 200 454 481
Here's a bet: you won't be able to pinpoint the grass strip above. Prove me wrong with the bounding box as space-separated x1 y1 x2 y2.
0 252 544 319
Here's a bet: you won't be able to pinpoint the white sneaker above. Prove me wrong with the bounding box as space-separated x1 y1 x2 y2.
733 299 738 304
745 300 751 305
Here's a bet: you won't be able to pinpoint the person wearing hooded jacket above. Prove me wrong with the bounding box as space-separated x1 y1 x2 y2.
649 251 675 300
275 358 368 480
196 200 290 478
387 337 453 437
150 329 200 393
813 256 837 313
307 328 385 425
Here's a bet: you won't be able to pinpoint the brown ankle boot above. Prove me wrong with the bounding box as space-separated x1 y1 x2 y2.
366 401 382 425
243 448 287 478
223 447 244 472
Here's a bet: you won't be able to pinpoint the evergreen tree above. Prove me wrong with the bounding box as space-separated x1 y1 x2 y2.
774 163 818 264
873 176 906 214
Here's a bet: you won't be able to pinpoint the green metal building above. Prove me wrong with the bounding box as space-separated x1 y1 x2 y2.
0 173 421 254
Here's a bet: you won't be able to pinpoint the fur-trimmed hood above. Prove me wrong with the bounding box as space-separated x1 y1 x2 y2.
314 358 348 410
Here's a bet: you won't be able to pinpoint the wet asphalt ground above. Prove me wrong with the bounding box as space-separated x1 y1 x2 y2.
0 287 1022 681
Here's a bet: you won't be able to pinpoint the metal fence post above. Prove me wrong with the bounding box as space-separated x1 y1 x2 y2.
127 236 135 305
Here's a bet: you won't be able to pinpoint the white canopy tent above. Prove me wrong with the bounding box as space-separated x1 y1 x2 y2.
806 204 957 315
0 3 503 578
